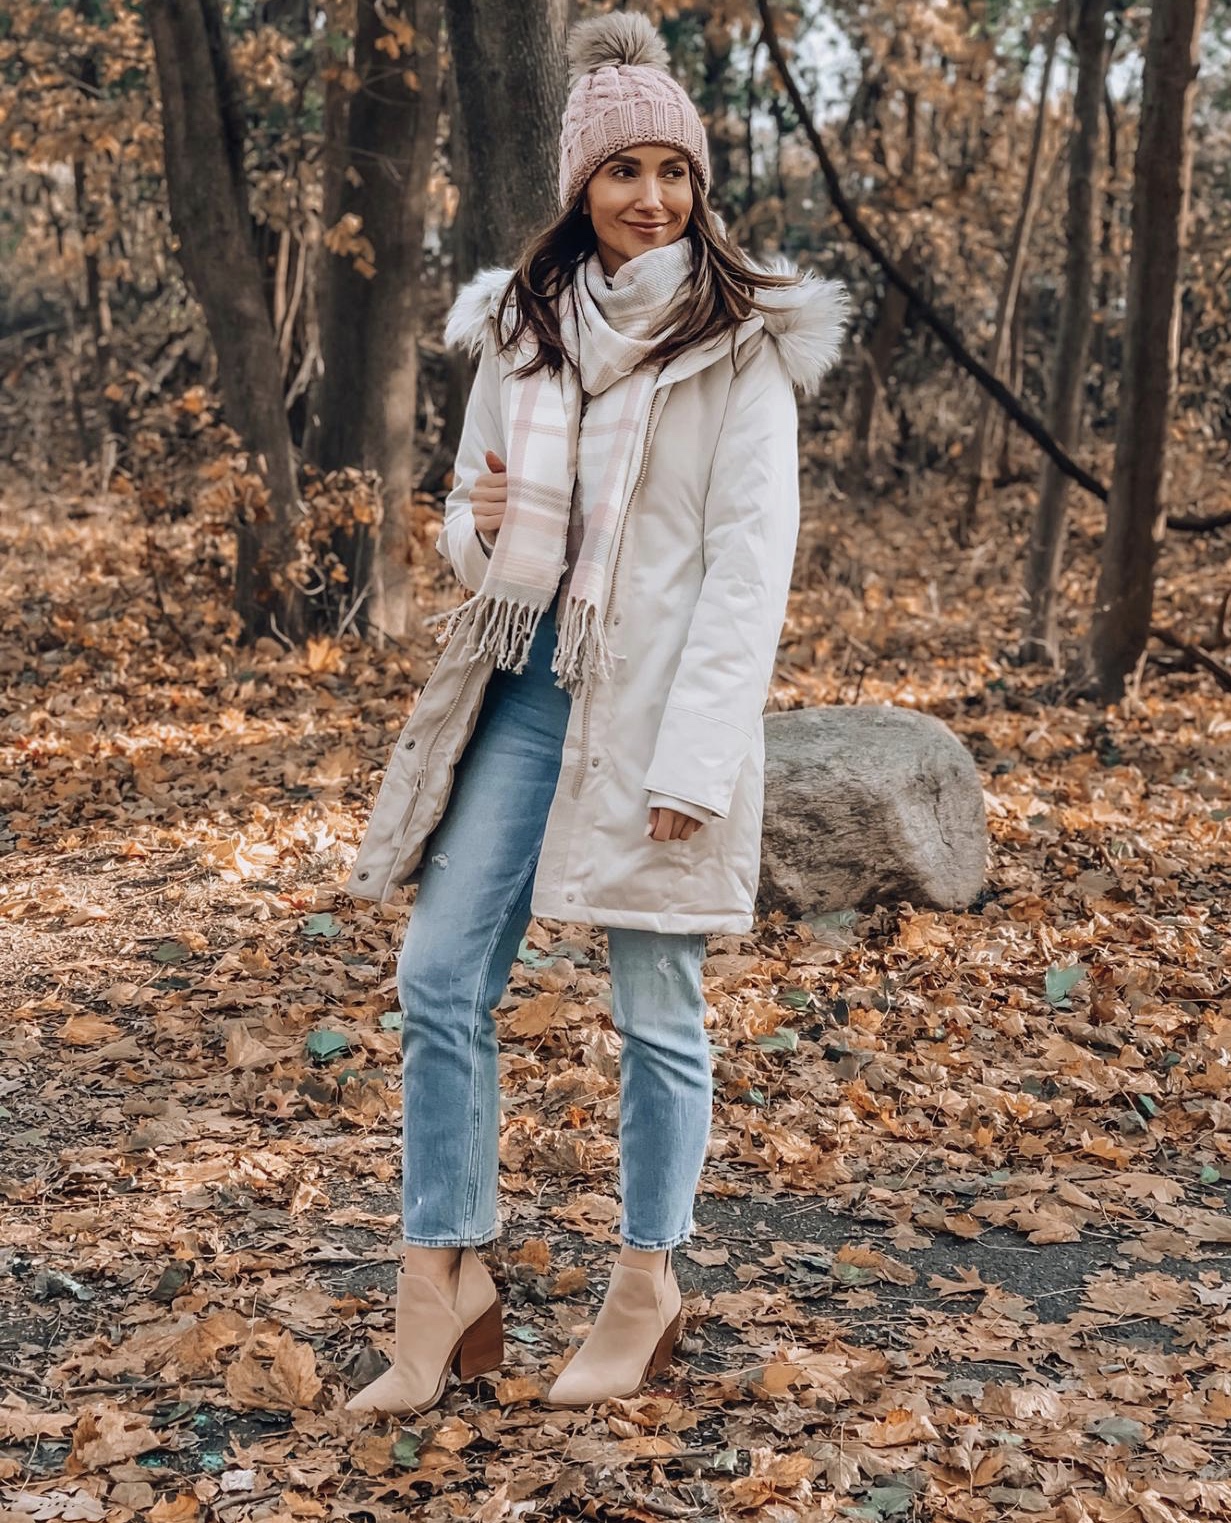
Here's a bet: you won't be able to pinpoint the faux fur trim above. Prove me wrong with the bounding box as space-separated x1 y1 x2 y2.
444 258 850 392
747 254 851 396
443 267 514 357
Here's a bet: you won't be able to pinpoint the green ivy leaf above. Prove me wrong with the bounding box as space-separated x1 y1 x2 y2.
302 912 342 938
392 1429 423 1468
1045 964 1086 1007
305 1030 351 1062
1087 1414 1146 1449
757 1028 799 1054
153 940 191 963
832 1261 874 1285
857 1482 920 1517
516 936 551 967
806 908 858 933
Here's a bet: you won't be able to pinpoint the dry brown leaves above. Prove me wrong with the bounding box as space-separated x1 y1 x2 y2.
0 469 1228 1521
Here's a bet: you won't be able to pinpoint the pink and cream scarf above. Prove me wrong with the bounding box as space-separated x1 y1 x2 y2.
438 236 694 695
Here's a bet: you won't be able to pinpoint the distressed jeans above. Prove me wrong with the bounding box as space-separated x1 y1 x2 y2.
396 597 713 1251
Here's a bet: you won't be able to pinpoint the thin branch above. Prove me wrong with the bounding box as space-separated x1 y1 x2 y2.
1151 626 1231 691
759 2 1216 538
755 0 1108 501
1166 508 1231 532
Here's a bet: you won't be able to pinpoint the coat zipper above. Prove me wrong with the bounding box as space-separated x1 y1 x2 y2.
571 388 665 800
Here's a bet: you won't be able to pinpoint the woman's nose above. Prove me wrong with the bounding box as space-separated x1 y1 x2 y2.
635 178 664 208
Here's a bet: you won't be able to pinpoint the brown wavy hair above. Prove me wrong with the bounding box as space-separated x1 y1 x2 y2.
494 167 805 379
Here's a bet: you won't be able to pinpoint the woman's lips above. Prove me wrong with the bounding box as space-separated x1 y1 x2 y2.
628 222 668 234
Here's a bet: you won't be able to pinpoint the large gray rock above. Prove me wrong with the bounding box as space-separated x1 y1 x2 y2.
757 705 987 917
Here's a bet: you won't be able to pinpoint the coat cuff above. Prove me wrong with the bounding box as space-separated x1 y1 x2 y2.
646 791 712 822
436 516 493 592
642 705 753 822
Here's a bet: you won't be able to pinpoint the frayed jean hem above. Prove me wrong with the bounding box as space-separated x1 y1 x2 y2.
620 1230 693 1251
400 1227 500 1249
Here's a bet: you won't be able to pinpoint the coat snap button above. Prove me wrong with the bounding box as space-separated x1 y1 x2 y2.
404 737 416 750
357 870 369 880
566 892 575 902
590 757 599 767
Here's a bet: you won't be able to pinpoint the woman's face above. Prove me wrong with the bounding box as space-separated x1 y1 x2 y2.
583 143 693 274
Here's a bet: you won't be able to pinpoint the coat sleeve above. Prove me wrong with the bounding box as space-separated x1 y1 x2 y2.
435 325 505 592
641 334 800 820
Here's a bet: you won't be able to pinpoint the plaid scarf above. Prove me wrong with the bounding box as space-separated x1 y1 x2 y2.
438 237 694 695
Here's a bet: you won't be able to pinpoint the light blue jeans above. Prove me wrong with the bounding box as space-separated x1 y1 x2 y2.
397 596 713 1251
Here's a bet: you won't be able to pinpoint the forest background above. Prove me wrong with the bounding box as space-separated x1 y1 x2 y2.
0 2 1230 1523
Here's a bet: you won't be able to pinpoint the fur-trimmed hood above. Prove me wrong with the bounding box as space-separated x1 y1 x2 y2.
443 257 849 396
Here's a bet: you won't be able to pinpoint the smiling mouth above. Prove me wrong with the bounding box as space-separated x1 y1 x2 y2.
628 222 669 232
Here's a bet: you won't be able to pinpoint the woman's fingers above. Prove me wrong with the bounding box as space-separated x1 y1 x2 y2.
472 450 506 538
646 807 704 841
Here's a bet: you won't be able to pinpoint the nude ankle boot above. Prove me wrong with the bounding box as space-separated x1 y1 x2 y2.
345 1246 503 1415
545 1257 682 1408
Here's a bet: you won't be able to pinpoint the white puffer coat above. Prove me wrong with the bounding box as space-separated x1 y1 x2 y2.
346 259 847 932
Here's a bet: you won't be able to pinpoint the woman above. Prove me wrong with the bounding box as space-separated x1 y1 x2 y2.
344 12 847 1414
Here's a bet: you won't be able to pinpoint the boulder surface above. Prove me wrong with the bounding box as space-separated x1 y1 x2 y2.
757 705 987 917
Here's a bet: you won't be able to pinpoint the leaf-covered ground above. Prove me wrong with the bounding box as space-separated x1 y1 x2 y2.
1 463 1229 1523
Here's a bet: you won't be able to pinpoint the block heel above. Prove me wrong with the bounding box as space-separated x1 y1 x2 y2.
454 1294 504 1380
647 1308 681 1378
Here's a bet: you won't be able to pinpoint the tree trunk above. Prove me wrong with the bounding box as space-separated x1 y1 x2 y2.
308 0 444 643
703 20 739 224
1022 0 1109 666
1087 0 1208 699
852 243 916 478
419 58 469 499
955 6 1063 546
423 0 567 530
444 0 568 270
421 0 568 507
146 0 304 644
1090 74 1120 409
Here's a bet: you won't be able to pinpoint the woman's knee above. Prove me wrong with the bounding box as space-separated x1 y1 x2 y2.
607 928 708 1043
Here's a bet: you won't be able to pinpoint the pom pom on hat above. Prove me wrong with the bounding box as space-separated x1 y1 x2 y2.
558 13 710 209
566 12 671 84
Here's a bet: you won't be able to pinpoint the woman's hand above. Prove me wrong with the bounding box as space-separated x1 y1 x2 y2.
472 449 507 543
647 807 704 842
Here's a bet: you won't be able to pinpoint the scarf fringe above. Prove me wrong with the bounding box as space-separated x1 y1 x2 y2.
552 594 614 695
435 592 546 673
436 590 614 695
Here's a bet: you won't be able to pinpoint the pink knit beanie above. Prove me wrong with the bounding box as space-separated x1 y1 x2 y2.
558 13 711 210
